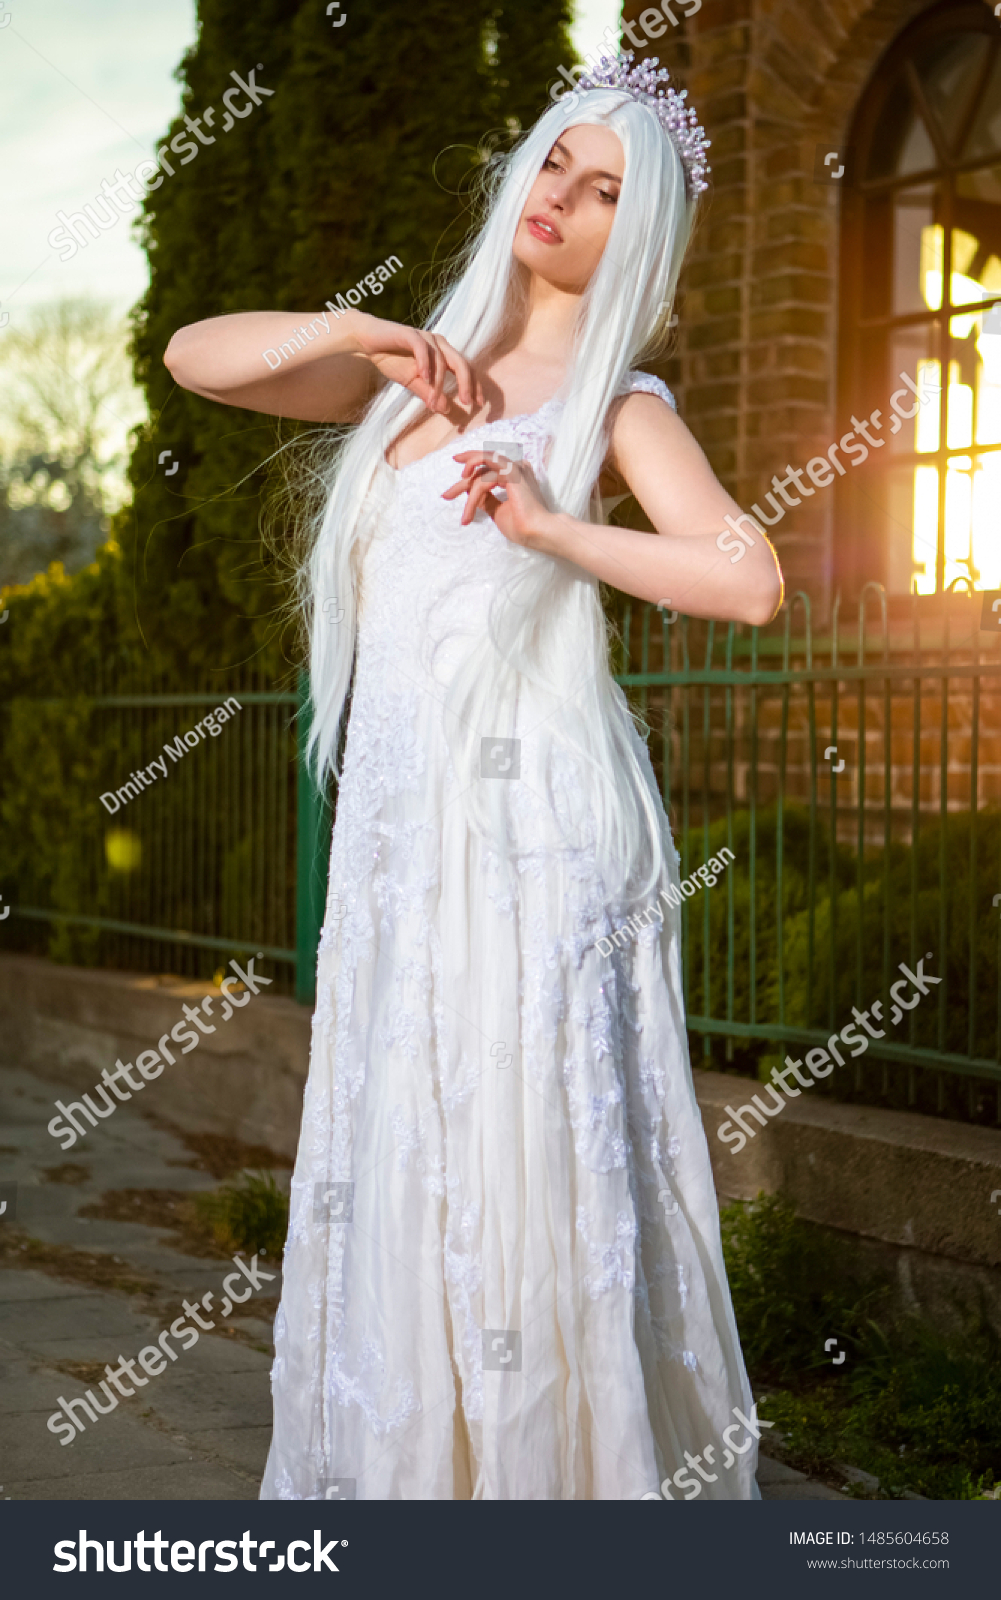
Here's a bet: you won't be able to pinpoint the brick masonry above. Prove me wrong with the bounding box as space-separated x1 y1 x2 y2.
683 680 1001 814
621 0 950 611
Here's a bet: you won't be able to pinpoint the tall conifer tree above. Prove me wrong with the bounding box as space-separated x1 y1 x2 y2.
125 0 573 675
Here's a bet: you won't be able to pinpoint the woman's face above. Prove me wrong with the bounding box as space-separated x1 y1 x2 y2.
513 124 624 293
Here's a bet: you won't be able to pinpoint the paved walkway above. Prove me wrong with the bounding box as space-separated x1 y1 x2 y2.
0 1063 278 1499
0 1062 842 1501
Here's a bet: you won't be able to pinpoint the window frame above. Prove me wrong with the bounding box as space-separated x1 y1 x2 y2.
839 0 1001 600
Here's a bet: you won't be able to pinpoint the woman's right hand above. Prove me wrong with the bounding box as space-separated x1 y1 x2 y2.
351 314 483 416
163 308 484 426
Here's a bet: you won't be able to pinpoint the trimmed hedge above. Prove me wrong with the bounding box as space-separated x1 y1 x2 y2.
681 805 1000 1064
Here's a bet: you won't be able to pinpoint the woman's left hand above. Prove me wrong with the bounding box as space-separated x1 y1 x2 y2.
442 450 555 549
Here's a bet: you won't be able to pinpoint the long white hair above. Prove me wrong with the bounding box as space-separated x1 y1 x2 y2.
305 88 696 905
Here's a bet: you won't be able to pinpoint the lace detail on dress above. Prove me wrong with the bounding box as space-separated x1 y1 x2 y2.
328 1337 421 1437
616 370 678 411
391 1103 446 1196
577 1205 637 1297
259 377 760 1504
443 1184 484 1423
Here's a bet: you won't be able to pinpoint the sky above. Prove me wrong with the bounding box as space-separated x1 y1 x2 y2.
0 0 620 325
0 0 198 318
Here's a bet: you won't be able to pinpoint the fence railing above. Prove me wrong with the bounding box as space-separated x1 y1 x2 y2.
612 583 1001 1124
0 666 330 1003
3 585 999 1122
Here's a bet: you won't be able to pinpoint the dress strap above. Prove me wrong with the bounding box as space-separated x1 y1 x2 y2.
616 371 677 412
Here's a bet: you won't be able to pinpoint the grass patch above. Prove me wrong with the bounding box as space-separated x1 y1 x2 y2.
191 1171 289 1259
722 1194 1001 1499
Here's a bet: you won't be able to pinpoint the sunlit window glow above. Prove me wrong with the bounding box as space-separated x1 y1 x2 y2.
911 466 939 594
909 228 1001 590
972 454 1001 590
920 227 991 334
915 359 941 452
947 362 973 449
944 458 973 593
975 315 1001 443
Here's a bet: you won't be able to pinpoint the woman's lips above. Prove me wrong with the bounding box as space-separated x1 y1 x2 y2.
526 215 562 244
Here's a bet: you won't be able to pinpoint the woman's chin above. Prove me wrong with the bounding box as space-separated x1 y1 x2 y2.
514 234 555 268
512 239 586 293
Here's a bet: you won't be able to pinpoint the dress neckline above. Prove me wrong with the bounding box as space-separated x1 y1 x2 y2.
385 393 564 476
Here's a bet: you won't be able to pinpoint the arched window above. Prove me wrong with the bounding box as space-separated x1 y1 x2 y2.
841 1 1001 597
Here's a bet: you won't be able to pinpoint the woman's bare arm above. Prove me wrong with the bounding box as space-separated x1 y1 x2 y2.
164 310 483 424
589 392 784 625
444 392 784 628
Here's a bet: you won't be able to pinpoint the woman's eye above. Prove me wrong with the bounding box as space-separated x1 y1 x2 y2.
597 189 618 204
543 157 561 172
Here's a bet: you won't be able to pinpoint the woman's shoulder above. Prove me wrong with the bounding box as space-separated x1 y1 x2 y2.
614 370 677 411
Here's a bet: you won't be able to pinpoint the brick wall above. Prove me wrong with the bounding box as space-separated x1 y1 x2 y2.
621 0 940 613
646 677 1001 842
619 600 1001 835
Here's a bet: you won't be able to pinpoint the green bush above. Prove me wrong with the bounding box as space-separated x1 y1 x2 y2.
0 568 297 974
778 812 1001 1058
722 1193 1001 1499
720 1192 881 1380
679 805 856 1025
192 1171 289 1260
677 805 1000 1061
0 557 126 963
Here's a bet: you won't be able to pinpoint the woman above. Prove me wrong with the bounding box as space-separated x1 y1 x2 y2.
166 53 782 1501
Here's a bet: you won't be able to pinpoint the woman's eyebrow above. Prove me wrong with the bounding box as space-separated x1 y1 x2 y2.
551 143 621 183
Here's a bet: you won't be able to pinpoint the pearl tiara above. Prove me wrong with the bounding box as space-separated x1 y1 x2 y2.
575 51 711 199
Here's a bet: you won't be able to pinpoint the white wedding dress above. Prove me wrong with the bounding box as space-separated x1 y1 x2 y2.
260 372 760 1501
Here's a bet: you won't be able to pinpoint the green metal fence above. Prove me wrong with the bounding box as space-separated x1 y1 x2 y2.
2 584 999 1122
0 664 330 1003
613 583 1001 1124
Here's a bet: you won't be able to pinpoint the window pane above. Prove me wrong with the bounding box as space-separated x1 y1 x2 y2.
944 455 974 591
940 313 1001 455
885 463 937 595
915 219 1000 321
971 452 1001 589
945 317 1001 453
890 185 938 315
952 169 1001 320
942 451 1001 593
946 357 973 449
886 323 942 458
866 73 936 179
888 450 1001 595
884 199 994 322
976 307 1001 444
956 164 1001 206
962 50 1001 162
913 32 990 154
